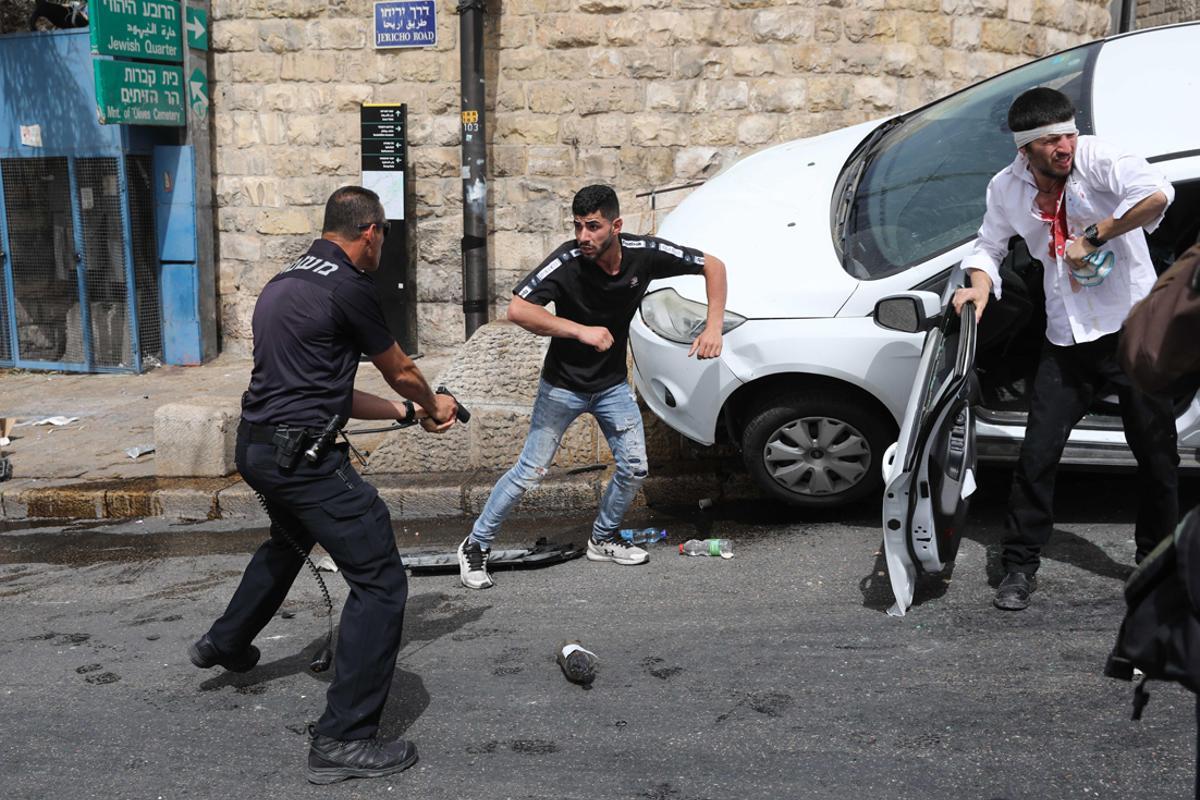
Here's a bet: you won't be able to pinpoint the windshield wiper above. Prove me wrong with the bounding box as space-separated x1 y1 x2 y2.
835 116 906 258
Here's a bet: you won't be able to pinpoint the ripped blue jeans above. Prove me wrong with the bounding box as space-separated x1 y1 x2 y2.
470 379 648 548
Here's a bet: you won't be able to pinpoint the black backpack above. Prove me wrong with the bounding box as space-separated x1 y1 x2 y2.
1106 506 1200 719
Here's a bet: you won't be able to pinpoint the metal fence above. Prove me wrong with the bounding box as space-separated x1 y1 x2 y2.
0 155 161 372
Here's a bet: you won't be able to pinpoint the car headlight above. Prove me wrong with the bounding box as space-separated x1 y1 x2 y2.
639 288 747 345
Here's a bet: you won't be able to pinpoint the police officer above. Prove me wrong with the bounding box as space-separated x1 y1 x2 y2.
187 186 457 785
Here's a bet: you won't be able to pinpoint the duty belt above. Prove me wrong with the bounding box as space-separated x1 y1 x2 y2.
242 421 317 444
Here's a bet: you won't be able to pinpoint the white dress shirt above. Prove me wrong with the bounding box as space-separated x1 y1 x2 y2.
961 136 1174 346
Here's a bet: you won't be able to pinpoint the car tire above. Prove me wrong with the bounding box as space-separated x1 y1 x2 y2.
741 390 895 508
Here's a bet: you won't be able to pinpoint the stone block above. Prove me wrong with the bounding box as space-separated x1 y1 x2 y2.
750 78 808 112
229 52 280 82
498 49 547 80
731 46 784 77
674 147 723 181
154 486 220 521
674 47 725 80
588 50 624 78
624 48 673 79
539 14 604 48
630 116 687 147
154 400 242 478
280 52 337 82
647 82 688 112
491 145 528 177
575 82 641 115
216 482 270 522
212 19 260 51
736 114 778 146
981 19 1025 53
312 18 365 49
688 115 738 146
686 81 749 112
470 408 534 469
528 84 576 114
751 8 815 41
854 77 899 111
17 481 105 520
357 416 471 475
394 481 468 519
256 208 315 235
618 146 675 185
0 479 36 520
465 471 599 516
577 147 620 178
496 114 561 144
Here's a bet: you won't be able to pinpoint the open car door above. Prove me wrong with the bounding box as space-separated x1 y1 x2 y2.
875 277 978 617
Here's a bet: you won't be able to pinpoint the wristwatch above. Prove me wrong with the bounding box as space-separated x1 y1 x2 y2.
1083 223 1107 248
399 400 416 425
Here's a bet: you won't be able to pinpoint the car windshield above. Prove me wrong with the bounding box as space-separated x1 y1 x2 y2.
837 43 1100 280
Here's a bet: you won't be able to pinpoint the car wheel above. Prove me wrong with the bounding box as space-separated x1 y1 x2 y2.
741 390 894 508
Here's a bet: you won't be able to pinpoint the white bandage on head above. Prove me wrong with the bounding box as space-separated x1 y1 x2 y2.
1012 119 1078 148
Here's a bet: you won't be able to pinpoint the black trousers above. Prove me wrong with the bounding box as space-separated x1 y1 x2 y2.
207 423 408 741
1003 333 1179 574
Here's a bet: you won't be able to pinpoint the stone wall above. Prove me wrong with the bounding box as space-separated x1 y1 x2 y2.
209 0 1114 355
1136 0 1199 26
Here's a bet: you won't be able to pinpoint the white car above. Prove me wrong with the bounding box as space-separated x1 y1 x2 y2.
630 22 1200 512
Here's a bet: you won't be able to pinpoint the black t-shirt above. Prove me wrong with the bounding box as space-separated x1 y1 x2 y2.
514 233 705 392
241 239 395 428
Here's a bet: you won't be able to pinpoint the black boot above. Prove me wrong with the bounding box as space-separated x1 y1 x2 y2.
187 633 260 673
307 733 419 785
993 571 1037 611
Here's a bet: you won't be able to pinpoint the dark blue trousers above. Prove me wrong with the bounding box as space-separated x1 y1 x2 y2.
207 423 408 741
1004 332 1179 574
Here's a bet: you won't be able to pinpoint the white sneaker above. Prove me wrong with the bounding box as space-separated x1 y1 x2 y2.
457 536 494 589
586 537 649 566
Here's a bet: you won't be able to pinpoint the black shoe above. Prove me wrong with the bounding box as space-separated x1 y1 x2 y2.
187 633 260 673
993 572 1036 611
307 733 419 785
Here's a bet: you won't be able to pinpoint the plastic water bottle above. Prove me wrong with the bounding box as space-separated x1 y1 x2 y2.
619 527 667 545
556 640 598 687
679 538 734 559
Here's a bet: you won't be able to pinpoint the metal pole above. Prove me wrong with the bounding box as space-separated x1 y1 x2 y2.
1118 0 1136 33
457 0 488 339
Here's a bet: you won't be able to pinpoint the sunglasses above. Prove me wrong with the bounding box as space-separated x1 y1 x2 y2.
358 221 391 238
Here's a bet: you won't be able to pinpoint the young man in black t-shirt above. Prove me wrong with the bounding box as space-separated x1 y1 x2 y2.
458 184 727 589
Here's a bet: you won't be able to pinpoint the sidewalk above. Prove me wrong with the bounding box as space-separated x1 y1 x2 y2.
0 341 745 523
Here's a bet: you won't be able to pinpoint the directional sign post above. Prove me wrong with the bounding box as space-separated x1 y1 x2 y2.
94 60 186 126
188 67 209 121
184 6 208 51
90 0 183 63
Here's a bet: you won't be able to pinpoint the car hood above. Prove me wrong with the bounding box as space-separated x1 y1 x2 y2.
653 119 883 318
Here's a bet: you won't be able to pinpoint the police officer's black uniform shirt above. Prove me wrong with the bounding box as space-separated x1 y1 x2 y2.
242 239 395 428
514 233 705 393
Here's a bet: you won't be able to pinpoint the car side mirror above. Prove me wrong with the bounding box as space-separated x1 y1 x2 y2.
872 291 942 333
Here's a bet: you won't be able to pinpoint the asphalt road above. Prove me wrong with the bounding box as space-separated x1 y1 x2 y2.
1 468 1196 800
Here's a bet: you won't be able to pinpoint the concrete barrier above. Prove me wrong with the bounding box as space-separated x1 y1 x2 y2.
154 399 241 477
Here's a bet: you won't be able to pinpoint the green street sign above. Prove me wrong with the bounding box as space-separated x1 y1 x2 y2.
184 7 208 51
90 0 183 64
188 67 209 121
94 60 185 126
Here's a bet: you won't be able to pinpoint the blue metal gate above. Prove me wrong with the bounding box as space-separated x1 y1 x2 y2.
0 28 166 374
0 154 161 372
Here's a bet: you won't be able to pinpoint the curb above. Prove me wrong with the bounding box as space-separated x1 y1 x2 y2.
0 464 757 523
